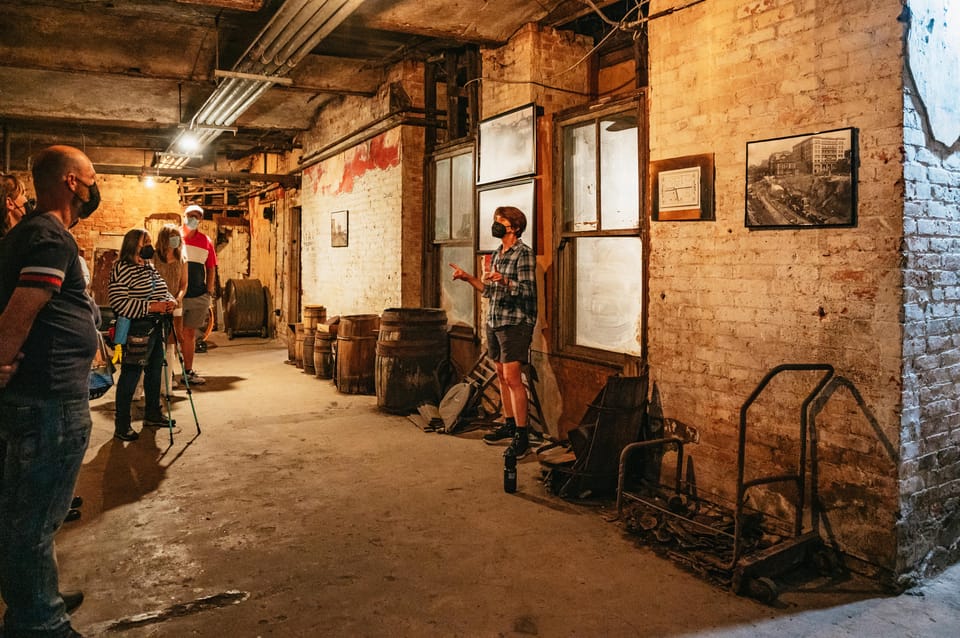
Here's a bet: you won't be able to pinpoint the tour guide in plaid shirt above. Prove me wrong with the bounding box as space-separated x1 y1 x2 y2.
450 205 537 457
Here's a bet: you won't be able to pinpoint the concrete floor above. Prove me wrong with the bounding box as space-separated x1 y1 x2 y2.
11 335 960 637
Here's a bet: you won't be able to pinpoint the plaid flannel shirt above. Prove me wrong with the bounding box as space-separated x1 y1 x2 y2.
483 239 537 328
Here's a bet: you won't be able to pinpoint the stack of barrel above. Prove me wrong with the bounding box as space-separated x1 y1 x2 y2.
288 307 449 414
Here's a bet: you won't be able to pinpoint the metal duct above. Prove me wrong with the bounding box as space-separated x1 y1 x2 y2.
158 0 363 169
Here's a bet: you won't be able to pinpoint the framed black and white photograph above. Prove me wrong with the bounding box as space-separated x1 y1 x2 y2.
330 210 348 247
477 103 537 185
650 153 715 221
745 127 857 229
477 179 536 253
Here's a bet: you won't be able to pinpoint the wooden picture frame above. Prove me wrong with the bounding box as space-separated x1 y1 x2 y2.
650 153 715 221
477 103 537 186
745 127 858 229
330 210 348 247
477 179 536 253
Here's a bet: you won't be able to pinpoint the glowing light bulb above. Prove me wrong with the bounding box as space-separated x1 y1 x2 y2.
179 131 200 153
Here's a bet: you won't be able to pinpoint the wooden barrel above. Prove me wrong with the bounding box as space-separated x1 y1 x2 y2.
313 330 337 379
302 304 326 331
375 308 448 414
294 323 305 369
336 314 379 394
302 327 316 375
224 278 267 338
286 323 297 363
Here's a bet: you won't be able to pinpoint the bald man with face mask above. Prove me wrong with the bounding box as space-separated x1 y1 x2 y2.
0 144 100 638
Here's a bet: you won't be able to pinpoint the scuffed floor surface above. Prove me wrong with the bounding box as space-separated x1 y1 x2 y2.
5 335 959 637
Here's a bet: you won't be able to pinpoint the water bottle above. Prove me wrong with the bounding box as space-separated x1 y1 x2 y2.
503 447 517 493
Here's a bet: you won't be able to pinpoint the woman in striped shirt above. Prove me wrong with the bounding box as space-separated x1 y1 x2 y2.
108 228 176 441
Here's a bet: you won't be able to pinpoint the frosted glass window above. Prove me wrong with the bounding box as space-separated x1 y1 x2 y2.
434 158 451 240
451 152 474 240
440 245 475 328
600 116 639 230
563 123 597 232
574 237 643 355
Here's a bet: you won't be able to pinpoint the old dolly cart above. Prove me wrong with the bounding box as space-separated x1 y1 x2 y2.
615 363 838 603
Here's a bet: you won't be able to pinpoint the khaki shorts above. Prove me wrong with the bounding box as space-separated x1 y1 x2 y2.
182 294 211 330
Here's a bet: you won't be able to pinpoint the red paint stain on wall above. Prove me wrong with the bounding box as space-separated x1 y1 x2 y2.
336 133 401 194
302 131 401 197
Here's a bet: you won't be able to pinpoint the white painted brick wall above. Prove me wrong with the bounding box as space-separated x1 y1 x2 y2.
647 0 905 573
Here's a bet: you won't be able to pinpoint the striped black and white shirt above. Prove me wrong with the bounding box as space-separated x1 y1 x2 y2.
108 260 175 319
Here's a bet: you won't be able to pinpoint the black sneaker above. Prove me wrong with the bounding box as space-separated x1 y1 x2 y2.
143 412 176 427
483 422 515 445
507 433 530 459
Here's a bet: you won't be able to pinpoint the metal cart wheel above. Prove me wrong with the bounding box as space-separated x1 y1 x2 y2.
745 577 779 604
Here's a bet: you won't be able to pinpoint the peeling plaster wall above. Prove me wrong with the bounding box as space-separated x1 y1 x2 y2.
297 61 425 319
899 0 960 582
646 0 905 576
300 128 406 316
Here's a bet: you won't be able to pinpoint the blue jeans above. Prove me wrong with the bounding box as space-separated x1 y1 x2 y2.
0 392 91 635
115 327 165 429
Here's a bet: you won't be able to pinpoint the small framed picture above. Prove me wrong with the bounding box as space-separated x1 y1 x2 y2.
477 103 537 186
477 179 536 253
331 210 348 247
745 127 857 229
649 154 715 221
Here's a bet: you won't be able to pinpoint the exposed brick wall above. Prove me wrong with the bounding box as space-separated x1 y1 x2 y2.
646 0 905 574
300 129 403 316
295 61 427 319
899 78 960 578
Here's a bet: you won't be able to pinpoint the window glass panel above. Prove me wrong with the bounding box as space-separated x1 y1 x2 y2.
440 245 475 328
574 237 643 355
451 153 474 240
563 123 597 232
600 115 640 230
434 158 451 240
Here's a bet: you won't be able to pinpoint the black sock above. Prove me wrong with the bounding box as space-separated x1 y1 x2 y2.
515 426 528 439
505 417 516 427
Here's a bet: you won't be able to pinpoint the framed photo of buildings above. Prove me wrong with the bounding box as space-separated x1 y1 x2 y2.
330 210 348 247
477 179 535 253
650 153 715 221
477 103 537 186
745 127 858 229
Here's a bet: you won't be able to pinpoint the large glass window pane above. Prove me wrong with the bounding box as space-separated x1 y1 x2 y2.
600 115 640 230
451 153 474 240
563 123 597 232
440 245 475 328
434 158 451 240
574 237 643 355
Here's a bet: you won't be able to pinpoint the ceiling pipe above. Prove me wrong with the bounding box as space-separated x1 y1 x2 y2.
159 0 366 169
95 163 300 187
288 0 364 67
241 0 309 66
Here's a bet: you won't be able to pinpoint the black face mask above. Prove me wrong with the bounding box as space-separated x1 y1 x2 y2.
24 199 36 215
139 245 155 260
491 221 507 239
77 181 101 219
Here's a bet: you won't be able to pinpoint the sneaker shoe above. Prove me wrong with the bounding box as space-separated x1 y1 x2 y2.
182 370 206 385
114 426 139 442
143 412 176 427
61 590 84 614
507 432 530 459
483 422 515 445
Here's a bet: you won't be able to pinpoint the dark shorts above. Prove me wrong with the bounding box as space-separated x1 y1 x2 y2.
486 323 533 364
